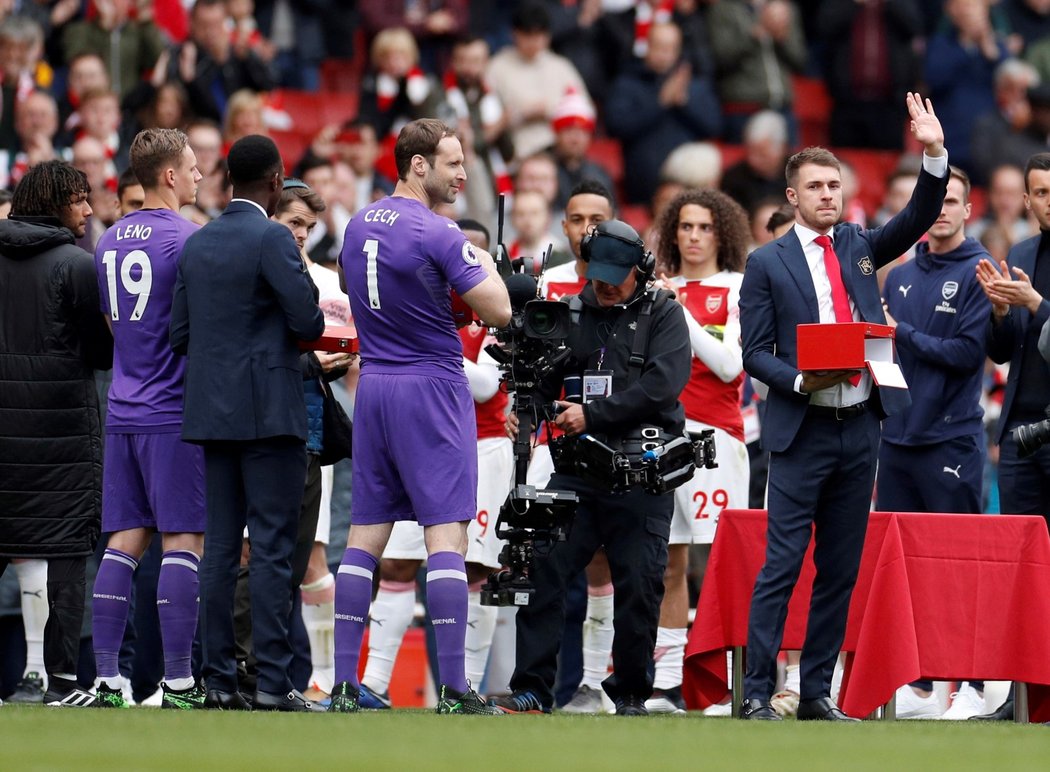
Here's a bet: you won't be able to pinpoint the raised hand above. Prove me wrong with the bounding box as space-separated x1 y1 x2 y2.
906 92 945 157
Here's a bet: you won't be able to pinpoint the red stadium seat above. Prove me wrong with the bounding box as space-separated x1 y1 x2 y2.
270 129 314 171
587 136 624 185
717 142 746 170
792 75 832 148
620 203 652 235
833 148 903 220
967 184 987 222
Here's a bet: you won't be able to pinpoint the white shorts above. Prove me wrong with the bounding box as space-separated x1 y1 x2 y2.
466 437 514 569
313 464 333 545
382 437 513 569
670 423 750 545
526 442 554 488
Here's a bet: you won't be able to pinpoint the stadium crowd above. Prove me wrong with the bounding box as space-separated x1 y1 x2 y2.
1 0 1050 720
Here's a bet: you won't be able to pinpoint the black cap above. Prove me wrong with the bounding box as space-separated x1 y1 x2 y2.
584 220 644 285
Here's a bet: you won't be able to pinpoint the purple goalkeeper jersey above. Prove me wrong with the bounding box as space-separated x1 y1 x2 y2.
95 208 200 431
340 196 487 379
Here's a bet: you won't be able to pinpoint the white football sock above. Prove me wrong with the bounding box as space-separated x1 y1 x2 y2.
301 573 336 688
652 626 687 690
580 588 614 689
13 559 48 684
360 581 415 693
464 589 498 688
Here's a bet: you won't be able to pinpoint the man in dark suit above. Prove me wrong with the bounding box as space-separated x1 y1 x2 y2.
738 93 949 721
972 152 1050 722
170 135 325 712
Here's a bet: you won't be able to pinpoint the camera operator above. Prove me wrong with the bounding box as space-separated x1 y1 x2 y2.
490 219 692 716
973 152 1050 722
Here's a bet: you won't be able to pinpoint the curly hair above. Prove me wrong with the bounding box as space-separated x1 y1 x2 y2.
11 160 90 219
655 188 750 276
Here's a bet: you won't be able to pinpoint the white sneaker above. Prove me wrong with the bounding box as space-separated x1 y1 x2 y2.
894 685 941 719
139 688 164 707
938 683 985 720
644 686 687 715
560 684 603 714
702 699 732 716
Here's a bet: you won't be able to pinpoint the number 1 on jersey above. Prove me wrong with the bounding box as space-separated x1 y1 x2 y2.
364 238 381 309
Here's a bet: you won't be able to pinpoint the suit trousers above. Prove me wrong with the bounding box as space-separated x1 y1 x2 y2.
510 474 672 707
231 453 322 689
745 408 880 701
200 437 307 695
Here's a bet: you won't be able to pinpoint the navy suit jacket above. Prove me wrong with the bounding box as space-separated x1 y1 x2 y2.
986 233 1050 444
170 200 325 442
740 167 949 452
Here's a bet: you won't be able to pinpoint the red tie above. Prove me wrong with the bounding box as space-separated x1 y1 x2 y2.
814 234 861 386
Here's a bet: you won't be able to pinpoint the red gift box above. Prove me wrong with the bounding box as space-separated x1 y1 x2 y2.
797 322 907 388
300 325 359 353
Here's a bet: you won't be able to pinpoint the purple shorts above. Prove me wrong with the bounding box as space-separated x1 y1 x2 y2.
102 431 207 534
351 371 477 526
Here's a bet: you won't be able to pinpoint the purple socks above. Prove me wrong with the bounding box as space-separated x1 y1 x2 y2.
157 550 200 683
426 551 469 694
92 549 137 681
334 548 378 688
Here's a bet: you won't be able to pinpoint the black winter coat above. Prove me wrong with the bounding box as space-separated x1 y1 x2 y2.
0 216 112 558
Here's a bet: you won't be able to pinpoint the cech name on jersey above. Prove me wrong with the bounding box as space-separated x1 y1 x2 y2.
363 208 401 227
114 224 153 241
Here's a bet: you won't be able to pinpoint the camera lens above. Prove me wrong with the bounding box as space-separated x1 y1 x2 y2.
1015 418 1050 459
530 309 556 336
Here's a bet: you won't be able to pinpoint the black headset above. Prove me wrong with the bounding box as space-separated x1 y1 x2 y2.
579 219 656 281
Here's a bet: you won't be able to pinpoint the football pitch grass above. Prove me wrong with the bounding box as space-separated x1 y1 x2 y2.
3 706 1050 771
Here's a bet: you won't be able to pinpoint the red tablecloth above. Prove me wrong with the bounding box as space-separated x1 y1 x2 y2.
683 509 1050 721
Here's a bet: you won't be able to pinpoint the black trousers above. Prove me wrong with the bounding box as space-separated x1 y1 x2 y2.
0 556 87 684
510 474 672 707
745 409 880 701
199 438 307 695
232 454 322 689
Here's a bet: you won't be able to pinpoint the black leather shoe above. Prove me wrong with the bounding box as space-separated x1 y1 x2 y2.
970 699 1013 721
741 698 782 720
253 689 326 712
204 689 252 711
796 697 860 722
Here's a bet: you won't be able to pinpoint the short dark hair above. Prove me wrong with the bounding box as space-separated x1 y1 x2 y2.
191 0 224 16
130 128 190 188
948 165 971 203
785 146 840 190
568 179 615 210
656 188 750 275
456 218 490 247
452 34 487 51
295 151 333 179
117 167 140 199
394 119 456 181
227 135 282 187
277 184 327 216
1024 152 1050 193
765 202 795 235
512 1 551 32
11 160 90 219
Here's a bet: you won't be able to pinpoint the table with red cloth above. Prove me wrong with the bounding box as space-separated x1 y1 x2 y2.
682 509 1050 721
